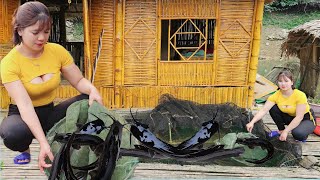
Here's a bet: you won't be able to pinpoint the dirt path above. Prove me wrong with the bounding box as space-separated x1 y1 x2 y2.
258 26 299 76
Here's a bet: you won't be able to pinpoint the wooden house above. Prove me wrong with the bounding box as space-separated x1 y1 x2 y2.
0 0 272 109
282 20 320 98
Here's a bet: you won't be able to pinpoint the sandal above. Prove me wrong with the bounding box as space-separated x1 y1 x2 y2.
295 139 307 143
13 152 31 165
268 131 280 138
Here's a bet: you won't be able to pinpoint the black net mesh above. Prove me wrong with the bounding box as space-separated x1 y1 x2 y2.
130 94 302 167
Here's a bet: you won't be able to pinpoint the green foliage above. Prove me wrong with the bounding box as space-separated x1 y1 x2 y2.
272 0 301 7
66 16 84 42
263 10 320 29
265 0 319 12
72 22 84 41
0 161 3 170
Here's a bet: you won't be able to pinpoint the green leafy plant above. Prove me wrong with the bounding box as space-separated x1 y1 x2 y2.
265 0 320 12
66 15 84 42
0 161 3 170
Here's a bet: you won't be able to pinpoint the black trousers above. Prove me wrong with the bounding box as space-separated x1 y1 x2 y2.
0 94 88 152
269 104 316 141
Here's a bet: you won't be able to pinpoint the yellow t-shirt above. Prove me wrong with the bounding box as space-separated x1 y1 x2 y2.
267 89 313 119
0 43 73 107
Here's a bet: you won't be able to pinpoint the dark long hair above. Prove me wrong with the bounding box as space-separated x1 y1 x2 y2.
12 1 51 45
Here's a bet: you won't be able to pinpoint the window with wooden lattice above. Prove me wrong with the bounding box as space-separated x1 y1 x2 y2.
161 19 215 61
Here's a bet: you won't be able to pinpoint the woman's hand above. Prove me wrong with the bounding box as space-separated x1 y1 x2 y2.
61 64 103 106
38 143 54 173
246 122 255 133
89 88 103 106
279 130 288 141
245 100 275 133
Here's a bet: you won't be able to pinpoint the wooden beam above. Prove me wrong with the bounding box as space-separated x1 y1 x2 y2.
35 0 80 6
58 5 67 46
114 0 124 108
248 0 265 108
313 39 319 94
82 0 92 80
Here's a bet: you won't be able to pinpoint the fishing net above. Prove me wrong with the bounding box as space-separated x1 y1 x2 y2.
45 100 138 180
129 93 302 167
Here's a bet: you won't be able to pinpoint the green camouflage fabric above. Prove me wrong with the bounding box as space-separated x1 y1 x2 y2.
45 100 138 180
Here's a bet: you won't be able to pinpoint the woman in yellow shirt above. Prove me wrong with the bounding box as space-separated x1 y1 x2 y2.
0 2 102 173
246 70 315 142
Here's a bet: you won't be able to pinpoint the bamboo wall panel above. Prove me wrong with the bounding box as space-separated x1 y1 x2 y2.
0 43 12 60
0 85 115 109
0 0 18 43
0 0 4 43
1 85 112 109
216 0 255 86
158 62 214 86
98 86 115 108
0 1 19 109
90 0 115 87
121 86 248 108
0 0 18 58
0 0 259 110
6 0 18 42
55 86 114 108
160 0 217 19
124 0 157 85
55 85 79 99
0 86 10 109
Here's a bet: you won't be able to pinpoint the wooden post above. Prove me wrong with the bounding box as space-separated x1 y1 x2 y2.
3 0 10 43
248 0 265 108
312 40 319 96
1 0 7 43
82 0 92 80
114 0 124 108
213 0 220 85
59 5 66 46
